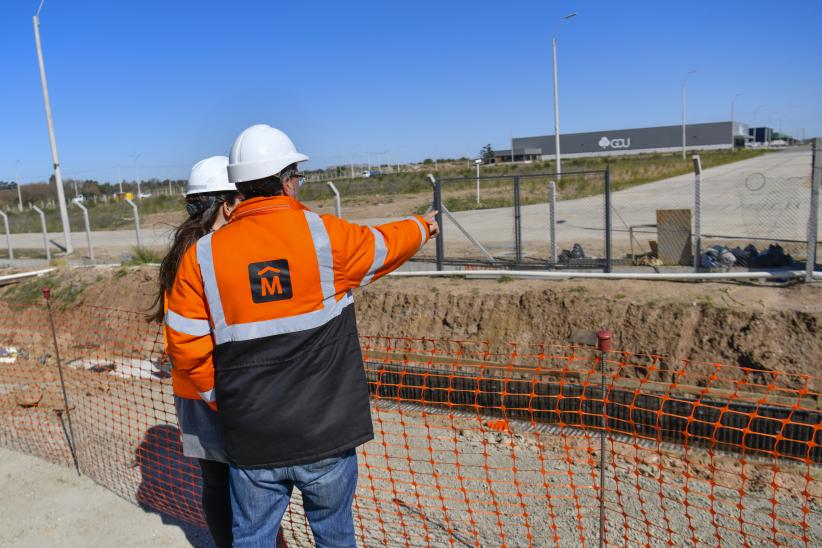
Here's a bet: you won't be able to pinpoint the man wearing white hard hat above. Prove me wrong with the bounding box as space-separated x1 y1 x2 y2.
166 124 438 546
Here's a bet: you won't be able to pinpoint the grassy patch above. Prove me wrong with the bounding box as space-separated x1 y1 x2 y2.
2 273 85 310
122 246 164 266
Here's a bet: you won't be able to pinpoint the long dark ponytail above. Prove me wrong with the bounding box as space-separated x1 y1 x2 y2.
148 191 239 322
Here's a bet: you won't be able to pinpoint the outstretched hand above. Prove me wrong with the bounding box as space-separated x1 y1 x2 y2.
422 210 440 238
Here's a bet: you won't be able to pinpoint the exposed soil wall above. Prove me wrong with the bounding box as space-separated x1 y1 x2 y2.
3 266 820 380
357 278 822 380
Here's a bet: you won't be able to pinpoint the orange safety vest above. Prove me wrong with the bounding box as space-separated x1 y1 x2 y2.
165 196 430 466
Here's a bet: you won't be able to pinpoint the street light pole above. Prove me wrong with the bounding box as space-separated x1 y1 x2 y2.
552 36 561 176
132 154 142 199
552 12 577 178
15 160 23 211
730 93 743 149
475 159 482 204
33 2 73 253
681 70 697 160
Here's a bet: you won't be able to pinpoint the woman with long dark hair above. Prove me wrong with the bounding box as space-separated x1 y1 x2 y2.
151 156 240 548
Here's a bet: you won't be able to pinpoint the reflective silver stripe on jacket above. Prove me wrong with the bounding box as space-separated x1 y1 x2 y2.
405 216 427 250
197 232 227 333
216 292 353 343
198 388 216 403
303 211 335 302
165 309 211 337
197 210 352 345
360 227 387 287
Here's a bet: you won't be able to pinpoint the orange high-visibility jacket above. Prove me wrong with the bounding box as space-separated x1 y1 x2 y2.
165 196 430 467
163 291 212 402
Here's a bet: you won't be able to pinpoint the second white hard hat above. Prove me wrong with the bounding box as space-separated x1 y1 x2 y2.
186 156 236 196
227 124 309 184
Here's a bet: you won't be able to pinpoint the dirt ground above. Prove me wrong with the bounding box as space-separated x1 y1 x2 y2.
4 264 819 381
1 265 821 547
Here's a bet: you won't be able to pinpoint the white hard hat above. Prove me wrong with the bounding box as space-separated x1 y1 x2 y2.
227 124 309 184
186 156 235 196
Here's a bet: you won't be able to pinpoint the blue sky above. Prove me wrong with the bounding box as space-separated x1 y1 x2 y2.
1 0 820 183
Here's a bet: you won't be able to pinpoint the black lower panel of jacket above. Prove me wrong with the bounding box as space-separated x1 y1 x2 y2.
214 304 374 468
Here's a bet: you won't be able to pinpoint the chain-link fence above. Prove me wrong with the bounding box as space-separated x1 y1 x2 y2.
3 146 820 276
615 147 819 272
420 145 820 274
425 170 612 270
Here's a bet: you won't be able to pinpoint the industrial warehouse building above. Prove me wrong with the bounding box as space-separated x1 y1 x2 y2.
491 121 755 163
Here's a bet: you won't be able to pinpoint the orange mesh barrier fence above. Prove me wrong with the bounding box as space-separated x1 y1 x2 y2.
0 301 820 546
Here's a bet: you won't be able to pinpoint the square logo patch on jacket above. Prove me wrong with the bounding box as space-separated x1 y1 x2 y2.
248 259 293 303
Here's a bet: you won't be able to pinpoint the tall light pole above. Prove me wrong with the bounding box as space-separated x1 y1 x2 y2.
131 154 142 199
33 0 73 253
474 159 482 204
730 93 743 149
15 160 23 211
681 69 697 160
552 12 577 178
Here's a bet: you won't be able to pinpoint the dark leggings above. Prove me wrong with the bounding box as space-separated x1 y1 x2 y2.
199 459 233 548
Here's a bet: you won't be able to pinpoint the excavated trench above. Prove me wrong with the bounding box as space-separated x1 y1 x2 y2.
2 265 821 383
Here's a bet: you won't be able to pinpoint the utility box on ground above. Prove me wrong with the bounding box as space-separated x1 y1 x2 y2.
656 209 692 266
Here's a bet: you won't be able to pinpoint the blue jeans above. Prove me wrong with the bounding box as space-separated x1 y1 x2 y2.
229 449 358 548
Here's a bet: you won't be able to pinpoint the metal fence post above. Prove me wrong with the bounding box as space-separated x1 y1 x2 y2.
428 174 444 271
604 167 612 273
326 181 342 218
43 287 81 476
513 176 522 264
72 201 94 261
0 211 12 263
807 138 820 282
693 155 703 272
31 205 51 262
125 198 142 248
549 181 557 265
597 329 612 548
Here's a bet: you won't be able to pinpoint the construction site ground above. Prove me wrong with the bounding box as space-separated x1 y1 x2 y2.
1 265 820 546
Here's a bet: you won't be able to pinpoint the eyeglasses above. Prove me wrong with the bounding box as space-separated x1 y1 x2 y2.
281 168 306 187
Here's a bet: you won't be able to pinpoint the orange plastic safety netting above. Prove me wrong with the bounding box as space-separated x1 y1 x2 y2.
0 301 819 546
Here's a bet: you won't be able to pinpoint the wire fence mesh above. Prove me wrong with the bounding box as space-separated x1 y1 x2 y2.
614 149 818 270
0 301 819 546
2 148 819 274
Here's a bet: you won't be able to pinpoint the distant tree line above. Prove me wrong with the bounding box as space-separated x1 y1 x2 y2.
0 177 187 210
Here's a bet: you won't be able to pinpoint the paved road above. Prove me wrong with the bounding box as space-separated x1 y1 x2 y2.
6 225 174 257
5 149 815 259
